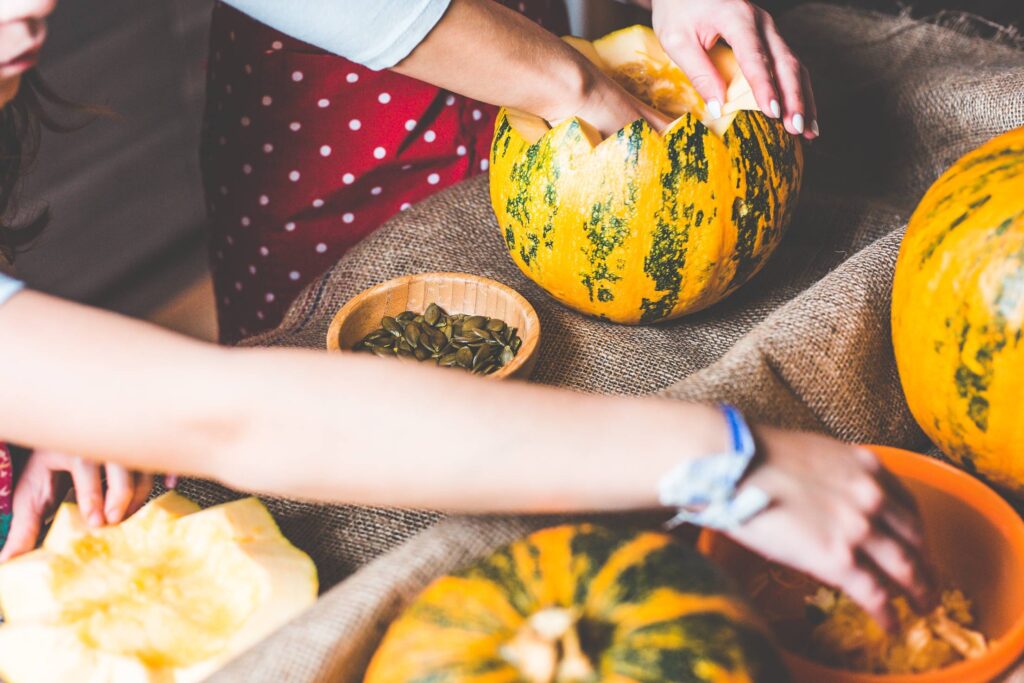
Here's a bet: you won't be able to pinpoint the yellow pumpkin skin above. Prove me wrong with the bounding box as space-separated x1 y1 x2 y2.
489 28 803 325
364 524 788 683
892 126 1024 493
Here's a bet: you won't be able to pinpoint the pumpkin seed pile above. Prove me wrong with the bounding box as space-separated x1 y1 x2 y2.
353 303 522 376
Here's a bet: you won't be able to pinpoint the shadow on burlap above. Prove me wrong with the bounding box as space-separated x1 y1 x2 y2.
194 6 1024 681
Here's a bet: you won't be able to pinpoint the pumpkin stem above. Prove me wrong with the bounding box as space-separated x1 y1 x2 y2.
501 607 596 683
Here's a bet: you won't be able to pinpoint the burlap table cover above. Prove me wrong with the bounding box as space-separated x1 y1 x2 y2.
189 5 1024 680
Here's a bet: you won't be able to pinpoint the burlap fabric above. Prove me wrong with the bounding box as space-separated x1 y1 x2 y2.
199 5 1024 680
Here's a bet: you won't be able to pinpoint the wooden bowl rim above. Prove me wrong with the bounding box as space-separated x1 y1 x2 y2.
326 272 541 380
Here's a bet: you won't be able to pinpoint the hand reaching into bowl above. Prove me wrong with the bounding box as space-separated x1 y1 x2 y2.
725 428 937 631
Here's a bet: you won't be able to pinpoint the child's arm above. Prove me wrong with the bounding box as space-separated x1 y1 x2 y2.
0 288 931 627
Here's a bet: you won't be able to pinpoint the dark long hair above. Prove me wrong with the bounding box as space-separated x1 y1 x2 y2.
0 70 88 261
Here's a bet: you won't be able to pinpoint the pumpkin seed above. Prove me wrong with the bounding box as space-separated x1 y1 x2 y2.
353 304 523 376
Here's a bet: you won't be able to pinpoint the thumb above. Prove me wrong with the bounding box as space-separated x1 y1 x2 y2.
659 32 728 119
0 464 52 562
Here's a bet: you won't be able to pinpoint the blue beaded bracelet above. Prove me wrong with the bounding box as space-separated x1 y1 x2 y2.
659 405 770 531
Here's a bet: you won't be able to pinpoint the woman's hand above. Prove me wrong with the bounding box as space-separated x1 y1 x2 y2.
633 0 817 139
0 450 154 561
726 428 935 631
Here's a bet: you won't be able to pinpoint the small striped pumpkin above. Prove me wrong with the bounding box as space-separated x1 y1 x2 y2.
364 524 788 683
489 26 803 324
892 126 1024 493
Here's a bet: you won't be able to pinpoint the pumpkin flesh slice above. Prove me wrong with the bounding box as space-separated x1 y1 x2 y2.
0 492 318 683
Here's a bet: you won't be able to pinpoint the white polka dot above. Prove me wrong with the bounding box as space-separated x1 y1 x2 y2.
472 109 482 121
219 186 229 196
235 281 243 291
289 121 302 132
259 246 270 256
259 195 270 206
230 31 236 42
480 159 489 170
215 51 222 62
241 116 251 127
257 311 265 320
263 143 274 154
239 327 248 336
226 235 235 245
371 186 383 196
216 250 224 260
346 72 359 83
400 202 412 211
342 173 355 185
218 136 227 146
456 145 467 156
244 64 253 75
265 292 275 303
284 222 296 232
315 242 328 253
404 119 417 131
289 170 301 182
445 94 456 106
378 92 391 104
320 144 332 157
317 98 330 108
272 40 283 50
342 213 355 224
225 84 232 94
243 164 253 175
401 164 413 171
348 119 361 131
223 296 231 305
424 130 437 143
261 95 273 106
289 271 301 281
248 265 257 275
312 198 325 208
427 173 440 185
373 146 387 159
241 216 251 226
291 70 304 82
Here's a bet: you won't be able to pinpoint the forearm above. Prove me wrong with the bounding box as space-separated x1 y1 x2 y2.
0 291 726 513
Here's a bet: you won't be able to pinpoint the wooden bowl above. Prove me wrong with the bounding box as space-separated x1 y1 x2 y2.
326 272 540 380
699 446 1024 683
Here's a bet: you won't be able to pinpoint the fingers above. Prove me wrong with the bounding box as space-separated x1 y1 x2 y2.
0 457 62 562
841 562 898 632
859 530 935 613
757 11 814 137
103 465 136 525
719 10 780 122
659 30 728 119
70 458 106 527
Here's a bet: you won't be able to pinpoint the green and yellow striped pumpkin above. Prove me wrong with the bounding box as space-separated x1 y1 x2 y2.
364 524 788 683
892 126 1024 494
489 26 803 324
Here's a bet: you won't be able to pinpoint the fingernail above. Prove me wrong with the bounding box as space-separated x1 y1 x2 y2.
89 511 105 527
792 113 805 134
810 119 820 136
769 99 780 118
706 99 722 120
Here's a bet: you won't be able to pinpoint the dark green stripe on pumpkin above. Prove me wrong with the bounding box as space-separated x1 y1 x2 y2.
727 113 777 290
608 613 788 683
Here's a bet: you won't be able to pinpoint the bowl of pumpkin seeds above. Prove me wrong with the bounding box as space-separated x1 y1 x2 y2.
327 272 540 380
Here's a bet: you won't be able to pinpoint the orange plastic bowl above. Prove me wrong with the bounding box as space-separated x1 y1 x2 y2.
698 446 1024 683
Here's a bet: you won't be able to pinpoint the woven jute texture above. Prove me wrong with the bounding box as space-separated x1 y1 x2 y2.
195 5 1024 681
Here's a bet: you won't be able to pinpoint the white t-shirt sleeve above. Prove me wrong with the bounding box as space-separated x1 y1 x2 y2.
221 0 453 70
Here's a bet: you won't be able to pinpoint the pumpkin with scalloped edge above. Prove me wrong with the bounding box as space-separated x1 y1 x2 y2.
892 126 1024 494
0 492 318 683
489 25 803 324
364 524 789 683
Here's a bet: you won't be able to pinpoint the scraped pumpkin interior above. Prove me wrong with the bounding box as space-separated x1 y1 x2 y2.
509 25 758 144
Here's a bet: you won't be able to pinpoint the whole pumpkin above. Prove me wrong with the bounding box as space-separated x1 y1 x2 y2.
0 492 318 683
489 26 803 324
364 524 788 683
892 126 1024 493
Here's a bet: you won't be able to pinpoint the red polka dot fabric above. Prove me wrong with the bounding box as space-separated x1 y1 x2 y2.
201 1 568 344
